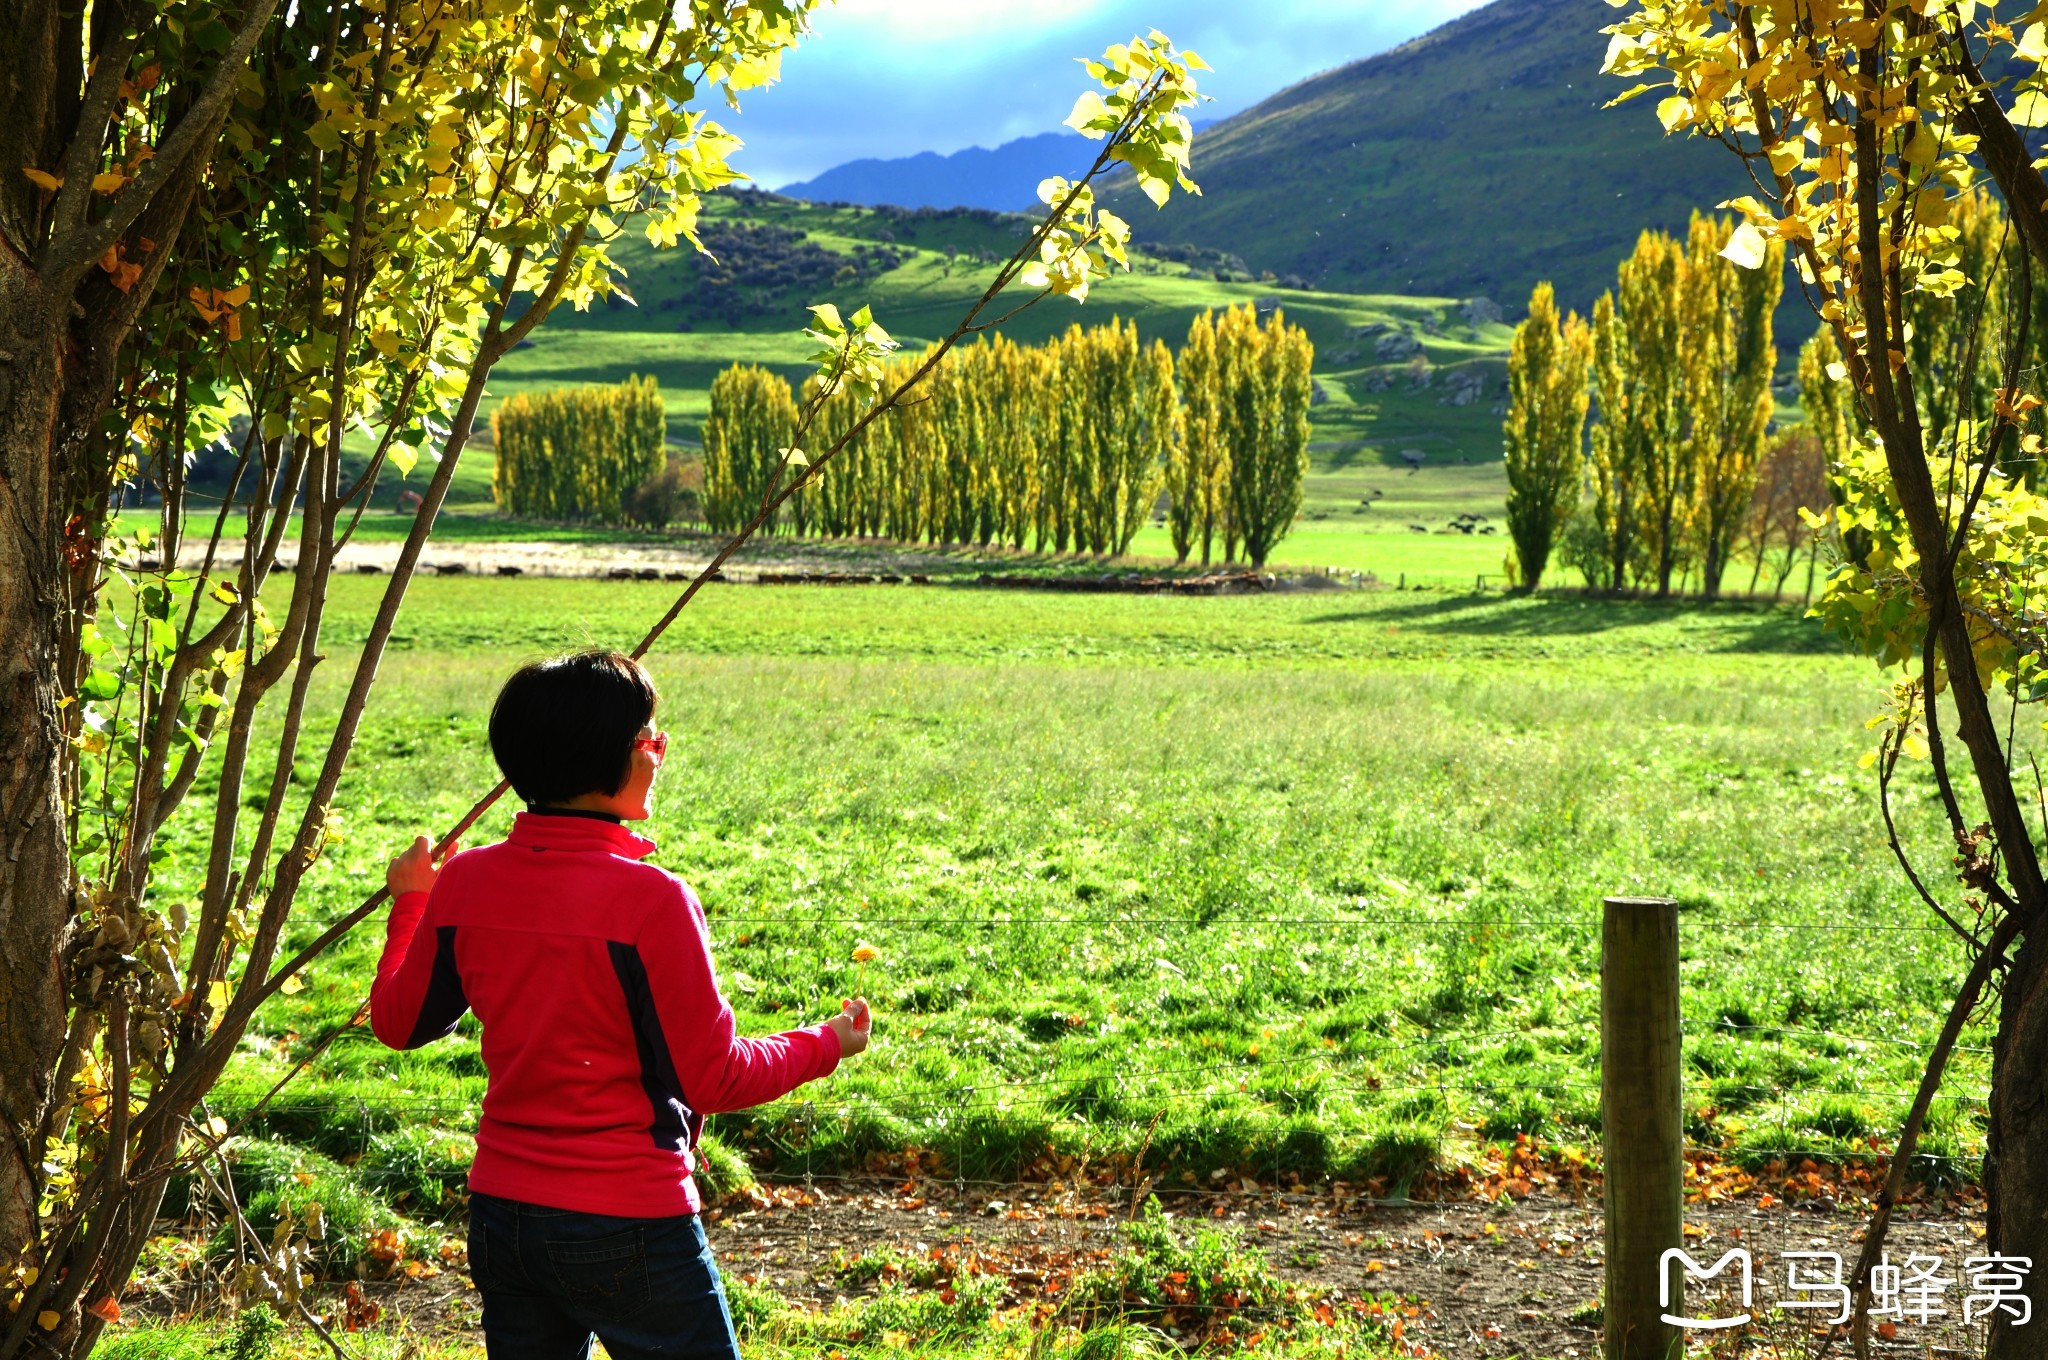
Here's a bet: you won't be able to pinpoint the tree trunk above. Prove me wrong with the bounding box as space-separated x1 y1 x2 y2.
1987 937 2048 1359
0 262 73 1265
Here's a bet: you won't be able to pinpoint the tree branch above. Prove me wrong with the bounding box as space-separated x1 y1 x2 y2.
44 0 283 284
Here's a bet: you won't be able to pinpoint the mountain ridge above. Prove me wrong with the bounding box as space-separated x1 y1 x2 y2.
777 132 1086 212
1094 0 1749 313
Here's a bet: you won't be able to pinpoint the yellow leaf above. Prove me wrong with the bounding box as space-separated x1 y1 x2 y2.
1719 220 1769 270
369 328 400 358
1656 95 1691 131
37 1311 59 1331
22 167 61 191
206 980 230 1009
279 974 304 995
2014 89 2048 126
91 171 126 193
1064 90 1110 135
222 283 249 308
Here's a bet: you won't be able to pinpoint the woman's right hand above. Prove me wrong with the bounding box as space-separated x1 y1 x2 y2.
386 834 455 898
827 997 871 1058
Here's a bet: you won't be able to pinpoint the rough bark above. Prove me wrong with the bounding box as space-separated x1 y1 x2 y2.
0 255 70 1272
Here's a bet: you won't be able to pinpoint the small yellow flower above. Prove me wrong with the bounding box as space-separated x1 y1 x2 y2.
851 943 880 964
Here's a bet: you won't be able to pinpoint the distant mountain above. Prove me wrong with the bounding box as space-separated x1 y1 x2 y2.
778 120 1224 213
1099 0 1752 317
778 132 1086 211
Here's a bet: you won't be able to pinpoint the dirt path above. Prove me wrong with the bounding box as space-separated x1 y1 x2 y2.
164 533 973 581
321 1181 1991 1357
155 530 1355 589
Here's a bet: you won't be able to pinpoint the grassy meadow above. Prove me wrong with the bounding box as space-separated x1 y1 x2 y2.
107 194 1885 1360
153 578 1979 1208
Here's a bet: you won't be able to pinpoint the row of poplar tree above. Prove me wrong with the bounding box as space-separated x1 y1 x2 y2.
1507 192 2038 596
701 304 1315 566
491 375 667 523
1501 212 1786 596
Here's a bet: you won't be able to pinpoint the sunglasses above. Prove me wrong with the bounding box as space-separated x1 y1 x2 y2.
633 731 669 761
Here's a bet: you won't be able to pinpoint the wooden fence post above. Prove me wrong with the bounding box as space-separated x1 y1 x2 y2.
1602 895 1683 1360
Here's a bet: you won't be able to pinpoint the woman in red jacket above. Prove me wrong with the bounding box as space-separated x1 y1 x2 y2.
373 651 870 1358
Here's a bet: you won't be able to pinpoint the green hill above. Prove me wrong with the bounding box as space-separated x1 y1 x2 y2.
498 190 1518 470
1098 0 1750 314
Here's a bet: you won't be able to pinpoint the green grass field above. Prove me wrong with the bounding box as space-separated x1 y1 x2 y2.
158 579 1971 1185
109 575 1974 1357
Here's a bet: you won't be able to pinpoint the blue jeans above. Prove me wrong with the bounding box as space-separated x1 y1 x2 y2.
466 1190 742 1359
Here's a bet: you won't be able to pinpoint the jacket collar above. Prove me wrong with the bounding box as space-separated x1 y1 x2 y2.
507 809 658 860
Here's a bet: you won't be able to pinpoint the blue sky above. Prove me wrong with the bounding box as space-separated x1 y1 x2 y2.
714 1 1493 190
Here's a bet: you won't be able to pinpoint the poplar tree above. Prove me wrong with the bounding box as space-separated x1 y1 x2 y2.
1682 213 1784 599
1224 303 1315 568
1170 309 1229 564
1798 328 1858 467
1503 282 1594 590
1629 232 1694 595
1136 339 1181 554
1588 231 1686 592
491 376 667 523
702 316 1234 561
702 365 798 534
1064 318 1145 553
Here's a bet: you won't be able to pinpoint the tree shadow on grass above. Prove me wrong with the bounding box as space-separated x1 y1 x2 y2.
1298 590 1846 655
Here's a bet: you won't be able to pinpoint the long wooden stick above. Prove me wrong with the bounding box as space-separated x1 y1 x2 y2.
250 78 1170 1015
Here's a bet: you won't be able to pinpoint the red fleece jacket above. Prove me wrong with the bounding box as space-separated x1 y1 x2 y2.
370 810 840 1217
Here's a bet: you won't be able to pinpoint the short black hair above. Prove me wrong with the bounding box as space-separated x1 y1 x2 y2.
489 651 657 807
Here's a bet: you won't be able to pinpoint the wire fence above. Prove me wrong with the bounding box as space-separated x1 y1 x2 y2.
183 905 2002 1261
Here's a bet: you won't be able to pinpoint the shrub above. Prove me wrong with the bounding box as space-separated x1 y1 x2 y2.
627 454 703 529
1070 1197 1309 1338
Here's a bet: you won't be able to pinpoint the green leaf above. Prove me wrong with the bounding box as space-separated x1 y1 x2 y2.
80 670 121 701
